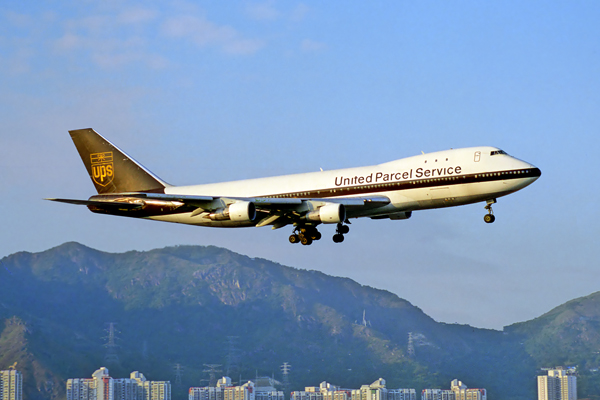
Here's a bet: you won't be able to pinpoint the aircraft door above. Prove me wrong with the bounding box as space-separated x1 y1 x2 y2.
474 151 481 162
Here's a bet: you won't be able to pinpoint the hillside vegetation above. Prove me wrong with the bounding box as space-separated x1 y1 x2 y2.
0 243 596 400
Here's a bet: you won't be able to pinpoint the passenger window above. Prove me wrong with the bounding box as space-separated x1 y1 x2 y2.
474 151 481 162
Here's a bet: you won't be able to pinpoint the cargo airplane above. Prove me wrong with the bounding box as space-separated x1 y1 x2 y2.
48 128 541 245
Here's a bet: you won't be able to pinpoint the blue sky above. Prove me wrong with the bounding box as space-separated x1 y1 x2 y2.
1 0 599 329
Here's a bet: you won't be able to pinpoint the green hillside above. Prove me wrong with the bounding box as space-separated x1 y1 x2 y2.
506 292 600 398
0 243 594 400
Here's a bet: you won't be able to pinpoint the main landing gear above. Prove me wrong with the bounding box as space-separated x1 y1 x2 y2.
288 223 350 245
289 226 322 246
484 199 496 224
333 223 349 243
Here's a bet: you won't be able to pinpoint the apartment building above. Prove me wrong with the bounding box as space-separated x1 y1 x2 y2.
67 368 170 400
538 368 577 400
0 370 23 400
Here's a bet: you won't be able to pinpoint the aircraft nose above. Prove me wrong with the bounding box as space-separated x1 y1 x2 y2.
520 160 541 182
530 166 542 179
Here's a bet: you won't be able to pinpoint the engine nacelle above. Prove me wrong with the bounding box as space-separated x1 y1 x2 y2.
388 211 412 220
209 201 256 222
370 211 412 220
229 201 256 222
303 203 346 224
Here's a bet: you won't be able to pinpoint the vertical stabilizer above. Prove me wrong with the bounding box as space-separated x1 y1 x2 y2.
69 128 169 194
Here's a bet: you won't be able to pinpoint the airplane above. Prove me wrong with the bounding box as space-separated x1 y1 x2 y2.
47 128 541 245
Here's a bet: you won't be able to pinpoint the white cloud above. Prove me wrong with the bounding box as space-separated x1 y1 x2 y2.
162 15 264 55
291 3 310 22
117 7 159 25
52 12 168 70
301 38 327 52
4 10 33 28
2 46 34 74
246 1 281 21
54 32 84 51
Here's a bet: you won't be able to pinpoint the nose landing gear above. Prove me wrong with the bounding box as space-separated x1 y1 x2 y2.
484 199 496 223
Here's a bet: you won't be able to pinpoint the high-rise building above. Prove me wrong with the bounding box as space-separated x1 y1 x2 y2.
422 380 486 400
420 389 454 400
68 368 170 400
538 368 577 400
387 389 416 400
190 376 283 400
223 381 255 400
0 370 23 400
450 380 486 400
190 385 225 400
291 379 414 400
351 378 386 400
67 378 97 400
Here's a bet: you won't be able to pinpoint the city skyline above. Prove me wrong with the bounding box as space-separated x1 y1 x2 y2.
3 365 584 400
1 0 599 331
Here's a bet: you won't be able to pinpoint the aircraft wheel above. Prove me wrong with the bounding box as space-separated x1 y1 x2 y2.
312 231 322 241
289 234 300 244
333 234 345 243
484 214 495 224
339 225 350 234
300 236 313 246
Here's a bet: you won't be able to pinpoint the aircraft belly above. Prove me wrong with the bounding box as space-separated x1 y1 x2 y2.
148 213 254 227
391 179 532 211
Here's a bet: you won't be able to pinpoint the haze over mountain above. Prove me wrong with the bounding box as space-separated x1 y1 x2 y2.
0 243 598 400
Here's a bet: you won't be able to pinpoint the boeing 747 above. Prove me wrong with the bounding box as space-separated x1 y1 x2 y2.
47 128 541 245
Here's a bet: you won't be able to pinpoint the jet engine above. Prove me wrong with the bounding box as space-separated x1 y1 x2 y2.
209 201 256 222
303 203 346 224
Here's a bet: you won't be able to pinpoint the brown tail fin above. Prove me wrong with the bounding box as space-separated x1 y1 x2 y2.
69 128 169 194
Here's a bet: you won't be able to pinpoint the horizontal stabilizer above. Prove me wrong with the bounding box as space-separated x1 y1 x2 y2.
45 198 143 210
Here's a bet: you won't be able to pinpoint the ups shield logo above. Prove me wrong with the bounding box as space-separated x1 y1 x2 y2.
90 152 114 187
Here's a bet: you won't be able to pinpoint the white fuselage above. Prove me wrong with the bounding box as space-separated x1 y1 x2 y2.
153 146 540 227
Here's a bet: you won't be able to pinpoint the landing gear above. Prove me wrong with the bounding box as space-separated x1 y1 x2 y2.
332 223 350 243
484 214 495 223
288 223 350 245
484 199 496 224
289 226 322 245
289 234 299 244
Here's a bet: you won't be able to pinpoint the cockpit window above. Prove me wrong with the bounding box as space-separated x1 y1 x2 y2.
490 150 508 156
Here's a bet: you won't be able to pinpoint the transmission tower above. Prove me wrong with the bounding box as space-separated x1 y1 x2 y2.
173 363 184 389
225 336 240 380
203 364 222 387
280 362 291 400
103 322 120 365
407 332 415 358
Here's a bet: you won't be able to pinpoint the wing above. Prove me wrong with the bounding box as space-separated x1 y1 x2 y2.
47 193 390 228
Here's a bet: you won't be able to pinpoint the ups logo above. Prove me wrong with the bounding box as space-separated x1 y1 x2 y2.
90 152 114 187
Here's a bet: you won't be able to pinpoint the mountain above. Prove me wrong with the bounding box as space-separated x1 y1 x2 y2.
0 243 594 400
506 291 600 397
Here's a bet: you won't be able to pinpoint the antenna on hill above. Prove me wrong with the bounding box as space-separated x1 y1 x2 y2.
362 310 371 327
103 322 120 365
